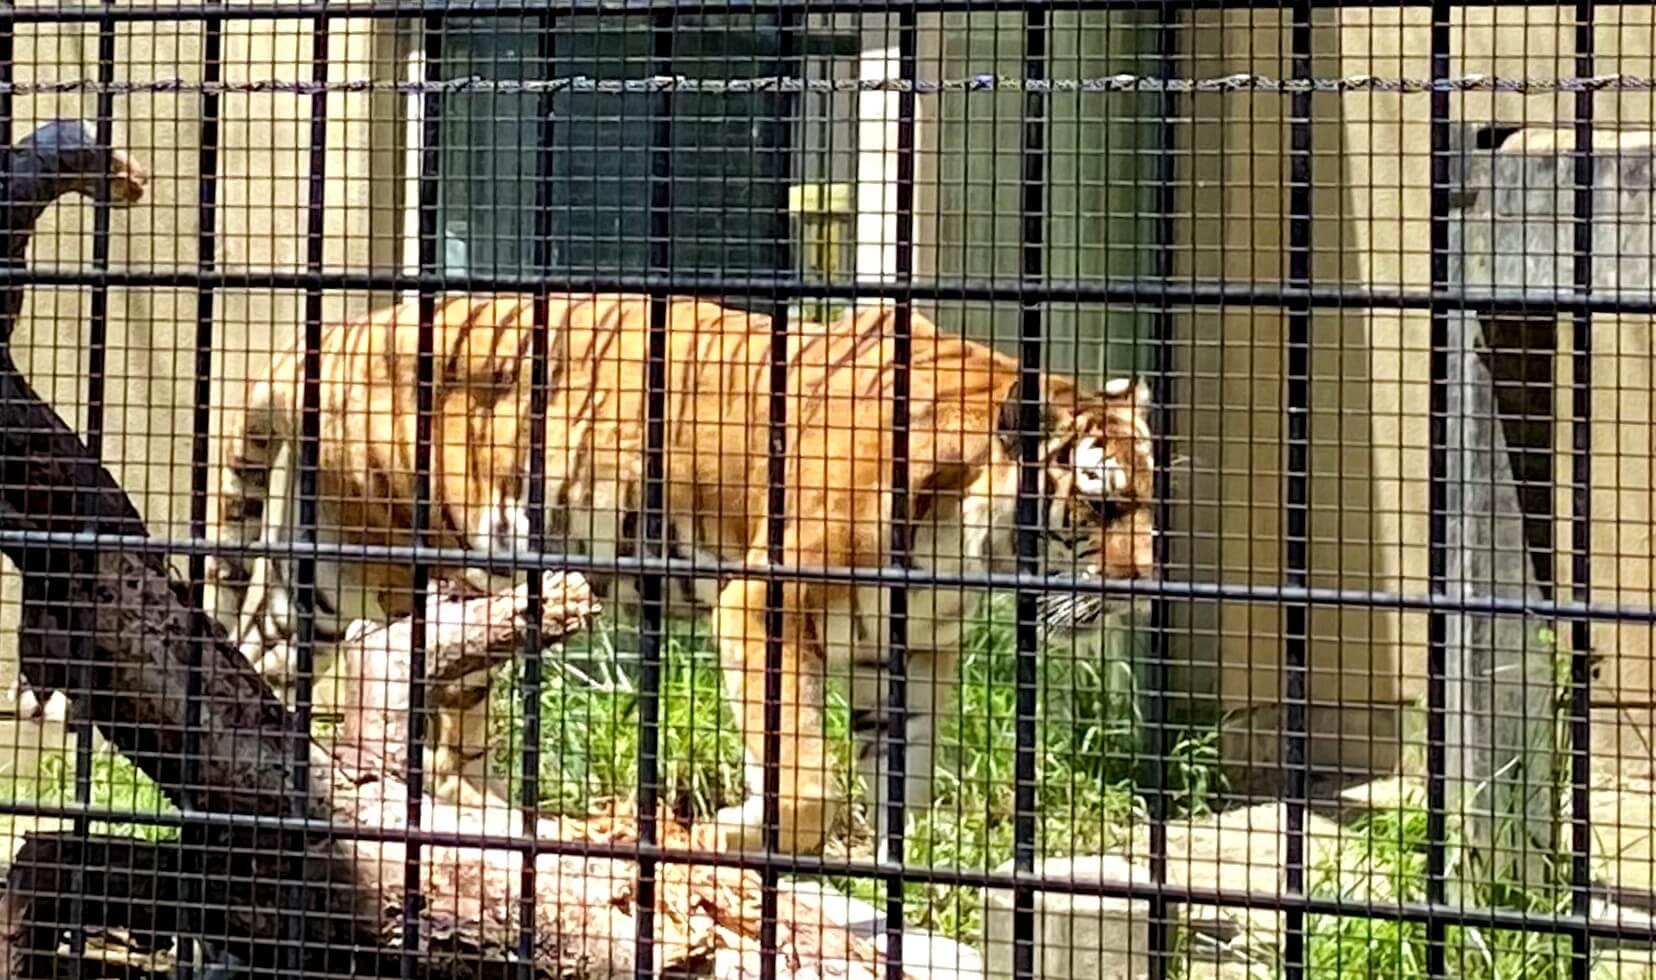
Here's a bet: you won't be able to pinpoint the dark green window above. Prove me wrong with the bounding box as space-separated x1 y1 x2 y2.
432 15 796 303
930 10 1161 380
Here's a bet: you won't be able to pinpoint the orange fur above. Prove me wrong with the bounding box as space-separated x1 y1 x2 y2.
209 292 1157 851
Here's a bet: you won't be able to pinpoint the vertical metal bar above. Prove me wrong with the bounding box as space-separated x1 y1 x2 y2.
518 11 556 978
402 14 446 978
180 8 224 975
1569 5 1595 978
1282 3 1313 979
67 8 119 974
288 10 331 973
0 0 10 151
636 13 674 980
1425 1 1452 975
189 6 225 756
760 15 798 980
760 260 789 980
60 7 120 973
1013 9 1048 980
1144 6 1178 980
81 0 116 490
885 9 918 976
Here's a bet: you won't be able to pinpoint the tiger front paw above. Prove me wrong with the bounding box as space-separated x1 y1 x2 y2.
713 798 767 854
711 795 834 856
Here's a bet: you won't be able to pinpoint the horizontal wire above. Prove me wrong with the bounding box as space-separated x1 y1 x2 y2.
18 527 1656 623
0 0 1636 963
0 267 1644 316
0 0 1636 23
6 71 1656 95
4 795 1652 945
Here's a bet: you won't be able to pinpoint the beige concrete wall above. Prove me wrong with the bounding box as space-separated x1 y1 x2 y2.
1191 4 1656 783
1174 7 1411 782
0 17 404 760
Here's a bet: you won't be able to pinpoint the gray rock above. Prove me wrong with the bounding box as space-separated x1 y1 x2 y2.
981 854 1153 980
778 878 985 980
877 930 984 980
782 877 887 936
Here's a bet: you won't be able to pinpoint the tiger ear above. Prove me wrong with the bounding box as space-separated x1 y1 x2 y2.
997 379 1056 453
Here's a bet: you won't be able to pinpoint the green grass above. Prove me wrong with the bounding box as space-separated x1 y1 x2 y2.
1302 801 1585 980
1 741 178 842
1287 623 1589 980
0 609 1608 979
479 594 1206 943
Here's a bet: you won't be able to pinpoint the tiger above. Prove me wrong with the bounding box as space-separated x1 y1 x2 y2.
207 292 1158 858
207 295 534 807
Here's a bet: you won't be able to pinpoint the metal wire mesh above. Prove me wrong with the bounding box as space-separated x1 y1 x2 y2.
0 3 1648 980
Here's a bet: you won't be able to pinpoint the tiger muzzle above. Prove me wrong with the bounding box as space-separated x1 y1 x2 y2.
1033 562 1153 639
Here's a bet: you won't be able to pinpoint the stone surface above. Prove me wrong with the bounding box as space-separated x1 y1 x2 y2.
1158 786 1656 978
981 854 1153 980
1153 801 1346 963
778 878 984 980
1438 307 1557 894
1330 774 1423 817
782 878 886 936
876 930 983 980
973 800 1354 980
1456 128 1656 294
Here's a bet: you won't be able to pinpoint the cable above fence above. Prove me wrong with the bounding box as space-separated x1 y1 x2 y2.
5 71 1656 95
0 1 1650 977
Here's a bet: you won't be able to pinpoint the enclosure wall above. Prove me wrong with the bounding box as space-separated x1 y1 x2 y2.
0 17 405 762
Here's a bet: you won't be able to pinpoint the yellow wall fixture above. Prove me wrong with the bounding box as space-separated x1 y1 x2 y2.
788 181 855 325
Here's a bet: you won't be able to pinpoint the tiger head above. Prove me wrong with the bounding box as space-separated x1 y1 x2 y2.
996 374 1158 636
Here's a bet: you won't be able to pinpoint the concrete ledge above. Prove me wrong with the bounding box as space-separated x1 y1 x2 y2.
980 803 1355 980
981 855 1153 980
779 878 984 980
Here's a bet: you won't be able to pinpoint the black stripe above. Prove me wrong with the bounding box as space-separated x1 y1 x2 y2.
797 311 886 409
439 294 501 380
663 520 701 612
850 708 887 734
543 298 571 401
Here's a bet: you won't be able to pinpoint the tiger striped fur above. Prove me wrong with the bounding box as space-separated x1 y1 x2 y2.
207 292 1158 857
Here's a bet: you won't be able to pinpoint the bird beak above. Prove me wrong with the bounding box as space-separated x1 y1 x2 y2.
107 148 147 207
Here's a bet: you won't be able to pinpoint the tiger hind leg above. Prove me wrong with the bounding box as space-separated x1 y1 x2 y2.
848 646 948 866
710 576 839 855
427 666 513 809
206 384 288 645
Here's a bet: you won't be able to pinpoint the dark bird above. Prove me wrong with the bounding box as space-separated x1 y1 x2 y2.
0 119 148 726
0 117 146 339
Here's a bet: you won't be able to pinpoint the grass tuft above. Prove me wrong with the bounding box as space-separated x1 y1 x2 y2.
0 607 1605 980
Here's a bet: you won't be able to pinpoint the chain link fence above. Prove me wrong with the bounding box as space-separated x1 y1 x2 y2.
0 2 1645 980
